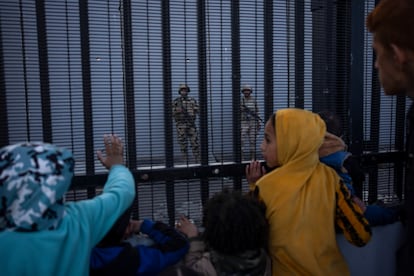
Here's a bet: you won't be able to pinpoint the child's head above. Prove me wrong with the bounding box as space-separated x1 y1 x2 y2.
260 108 326 167
0 142 74 232
317 110 342 137
202 189 268 255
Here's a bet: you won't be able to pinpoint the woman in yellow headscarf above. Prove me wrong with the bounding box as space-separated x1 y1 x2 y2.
252 108 371 275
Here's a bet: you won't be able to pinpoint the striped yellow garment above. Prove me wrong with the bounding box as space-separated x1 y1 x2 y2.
335 180 371 246
256 108 371 276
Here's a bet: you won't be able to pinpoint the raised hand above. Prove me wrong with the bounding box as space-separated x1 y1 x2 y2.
97 134 124 170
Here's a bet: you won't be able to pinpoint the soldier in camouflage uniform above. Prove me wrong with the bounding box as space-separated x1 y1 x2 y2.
172 83 200 163
240 84 261 160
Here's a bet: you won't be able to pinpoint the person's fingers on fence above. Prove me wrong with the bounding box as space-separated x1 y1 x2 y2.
108 134 121 155
246 160 263 184
176 216 198 238
97 134 124 169
108 134 124 167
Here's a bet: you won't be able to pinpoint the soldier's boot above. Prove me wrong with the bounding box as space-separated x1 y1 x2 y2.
181 150 189 163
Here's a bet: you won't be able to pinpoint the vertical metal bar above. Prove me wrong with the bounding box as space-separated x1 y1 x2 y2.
197 0 210 204
311 0 328 110
366 0 382 203
366 0 382 152
395 95 406 199
19 0 31 142
161 0 174 169
231 0 241 159
367 49 380 202
295 0 304 108
160 0 174 225
263 0 274 120
395 96 406 152
335 0 351 136
36 0 52 142
349 0 364 155
311 0 337 112
120 0 139 217
231 0 242 190
197 0 208 165
121 0 137 171
0 18 8 148
79 0 95 198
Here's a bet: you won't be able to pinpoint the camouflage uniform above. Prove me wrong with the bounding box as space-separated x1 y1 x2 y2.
172 84 200 162
241 84 261 160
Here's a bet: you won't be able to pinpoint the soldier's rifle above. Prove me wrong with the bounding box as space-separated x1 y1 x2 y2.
242 104 263 123
177 100 196 127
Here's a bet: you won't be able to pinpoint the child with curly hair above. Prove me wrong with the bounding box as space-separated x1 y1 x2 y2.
176 189 271 276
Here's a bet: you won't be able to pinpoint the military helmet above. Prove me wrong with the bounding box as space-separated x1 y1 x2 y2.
241 84 253 93
178 83 190 94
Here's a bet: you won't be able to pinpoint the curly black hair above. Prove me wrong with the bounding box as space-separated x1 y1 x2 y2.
202 189 269 255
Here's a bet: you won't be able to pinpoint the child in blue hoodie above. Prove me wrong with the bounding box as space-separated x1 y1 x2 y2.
318 110 400 226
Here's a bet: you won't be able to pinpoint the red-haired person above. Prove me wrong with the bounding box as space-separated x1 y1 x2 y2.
366 1 414 274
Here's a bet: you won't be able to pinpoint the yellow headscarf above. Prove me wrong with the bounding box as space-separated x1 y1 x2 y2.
257 108 349 276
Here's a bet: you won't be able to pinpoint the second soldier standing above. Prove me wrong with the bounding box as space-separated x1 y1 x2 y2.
241 84 261 160
172 83 200 163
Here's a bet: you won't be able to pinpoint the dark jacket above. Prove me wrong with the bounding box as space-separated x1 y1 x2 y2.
397 102 414 276
90 219 189 276
406 103 414 217
321 151 399 226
